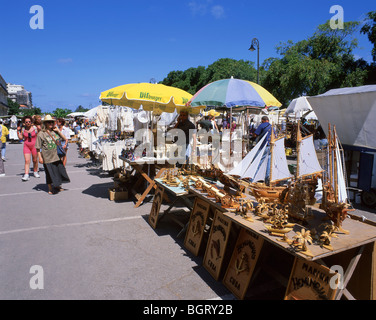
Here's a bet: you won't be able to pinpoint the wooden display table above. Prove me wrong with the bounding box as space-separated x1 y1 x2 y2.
120 156 183 208
188 185 376 300
148 178 195 238
223 208 376 300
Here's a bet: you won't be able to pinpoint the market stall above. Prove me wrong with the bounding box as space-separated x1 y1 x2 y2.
99 82 201 206
147 163 376 300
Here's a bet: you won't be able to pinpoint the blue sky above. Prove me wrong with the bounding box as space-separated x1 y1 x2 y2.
0 0 374 113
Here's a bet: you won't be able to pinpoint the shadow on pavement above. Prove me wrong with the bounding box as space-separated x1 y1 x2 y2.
82 182 115 199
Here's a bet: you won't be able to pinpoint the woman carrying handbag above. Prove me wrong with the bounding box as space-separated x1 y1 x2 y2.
35 115 70 195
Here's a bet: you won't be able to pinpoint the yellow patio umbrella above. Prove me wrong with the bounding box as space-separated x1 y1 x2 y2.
100 82 200 114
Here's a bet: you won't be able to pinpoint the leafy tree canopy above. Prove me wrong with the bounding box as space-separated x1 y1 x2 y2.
261 21 369 106
52 108 73 118
361 10 376 62
75 105 89 112
7 98 20 116
160 58 257 94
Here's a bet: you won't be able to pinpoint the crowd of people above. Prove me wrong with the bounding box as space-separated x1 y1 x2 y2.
0 114 73 194
0 110 272 193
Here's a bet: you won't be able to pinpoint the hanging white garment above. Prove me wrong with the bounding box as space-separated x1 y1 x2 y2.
108 107 118 131
9 129 19 140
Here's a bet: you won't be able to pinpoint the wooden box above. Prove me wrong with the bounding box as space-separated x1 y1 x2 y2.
108 188 128 201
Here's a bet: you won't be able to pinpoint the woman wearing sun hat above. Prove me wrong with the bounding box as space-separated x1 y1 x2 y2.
35 115 70 195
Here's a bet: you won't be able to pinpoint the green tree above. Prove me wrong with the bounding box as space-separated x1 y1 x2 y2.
7 98 20 115
160 58 257 94
262 21 368 107
360 11 376 84
361 11 376 62
52 108 73 118
75 105 89 112
21 107 42 117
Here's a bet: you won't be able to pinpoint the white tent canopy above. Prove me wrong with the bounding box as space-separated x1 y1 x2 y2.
83 106 99 119
66 112 85 118
285 96 318 120
307 85 376 150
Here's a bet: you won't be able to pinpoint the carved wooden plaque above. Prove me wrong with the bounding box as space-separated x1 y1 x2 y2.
203 210 232 280
223 228 264 300
184 197 211 256
148 186 165 229
285 257 338 300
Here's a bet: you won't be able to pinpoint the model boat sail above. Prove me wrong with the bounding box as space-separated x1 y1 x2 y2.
283 122 324 220
228 127 292 202
320 124 352 232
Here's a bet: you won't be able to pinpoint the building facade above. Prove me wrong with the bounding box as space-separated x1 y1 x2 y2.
7 83 33 109
0 74 9 116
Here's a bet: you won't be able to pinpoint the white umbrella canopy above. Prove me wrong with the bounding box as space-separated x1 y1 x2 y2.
285 96 317 120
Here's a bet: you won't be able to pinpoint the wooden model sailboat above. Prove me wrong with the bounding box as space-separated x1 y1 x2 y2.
228 127 292 202
320 124 353 232
282 122 323 220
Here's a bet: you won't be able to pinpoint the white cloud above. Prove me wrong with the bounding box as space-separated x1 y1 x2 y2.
188 1 209 16
211 5 225 19
188 0 225 19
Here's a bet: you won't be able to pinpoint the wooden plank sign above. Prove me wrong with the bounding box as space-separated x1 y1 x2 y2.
284 257 338 300
203 210 232 280
148 186 165 229
184 197 211 256
223 228 264 300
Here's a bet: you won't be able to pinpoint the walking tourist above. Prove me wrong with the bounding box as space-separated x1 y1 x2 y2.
0 119 9 161
0 126 5 177
35 115 70 195
17 115 40 181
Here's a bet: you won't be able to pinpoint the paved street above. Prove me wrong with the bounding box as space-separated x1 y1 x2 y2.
0 142 232 300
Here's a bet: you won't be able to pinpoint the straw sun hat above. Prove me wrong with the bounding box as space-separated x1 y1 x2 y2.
42 115 55 122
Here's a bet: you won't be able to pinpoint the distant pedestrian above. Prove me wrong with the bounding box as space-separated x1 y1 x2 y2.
210 115 219 133
17 116 40 181
56 118 70 166
36 115 70 195
0 125 5 177
33 115 42 132
0 119 9 161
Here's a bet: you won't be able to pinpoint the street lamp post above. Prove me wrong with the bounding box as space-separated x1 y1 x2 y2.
248 38 260 84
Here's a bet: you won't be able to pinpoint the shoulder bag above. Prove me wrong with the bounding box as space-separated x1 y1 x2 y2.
47 130 66 158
